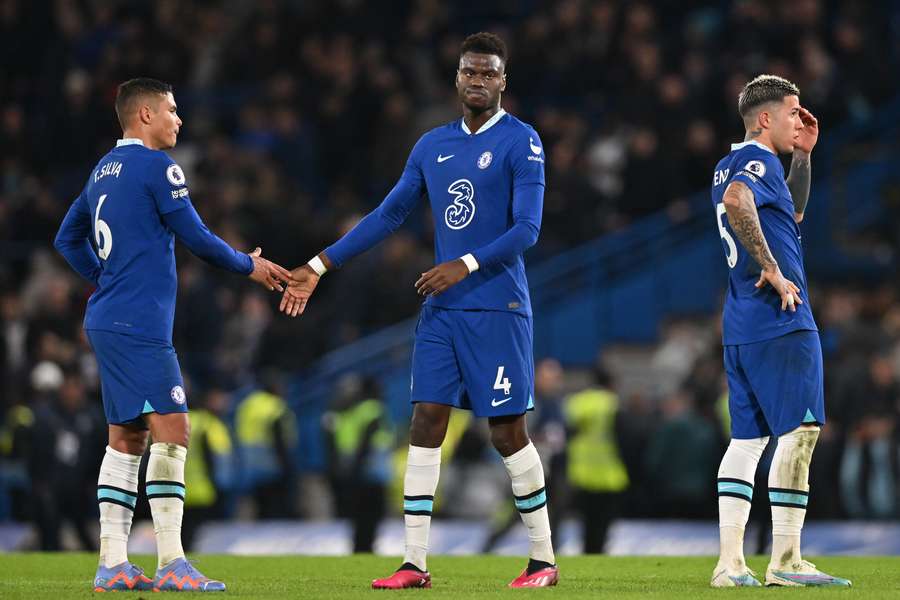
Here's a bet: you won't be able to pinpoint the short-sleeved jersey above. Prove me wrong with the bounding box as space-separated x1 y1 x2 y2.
711 140 817 345
409 110 545 315
74 140 194 343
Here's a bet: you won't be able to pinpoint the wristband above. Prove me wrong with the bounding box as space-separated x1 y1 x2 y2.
308 255 327 276
460 253 479 273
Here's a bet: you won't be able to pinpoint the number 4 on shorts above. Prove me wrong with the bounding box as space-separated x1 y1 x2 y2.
493 366 512 396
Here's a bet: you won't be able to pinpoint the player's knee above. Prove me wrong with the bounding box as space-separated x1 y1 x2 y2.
489 426 528 457
408 409 447 447
779 425 819 446
728 435 770 457
146 412 191 448
109 430 148 455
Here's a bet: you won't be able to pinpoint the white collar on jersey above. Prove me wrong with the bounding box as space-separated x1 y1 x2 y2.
730 139 775 154
116 138 145 147
461 108 507 135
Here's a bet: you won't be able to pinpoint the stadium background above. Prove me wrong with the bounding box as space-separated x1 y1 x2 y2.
1 0 900 557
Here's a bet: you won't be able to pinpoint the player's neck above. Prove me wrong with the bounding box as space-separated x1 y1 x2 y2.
463 105 500 134
743 130 776 154
121 129 160 150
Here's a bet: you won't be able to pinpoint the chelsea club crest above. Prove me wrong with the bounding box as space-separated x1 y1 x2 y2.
477 151 493 170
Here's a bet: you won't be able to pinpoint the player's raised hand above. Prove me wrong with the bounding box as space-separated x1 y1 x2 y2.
415 259 470 297
248 247 293 292
280 264 320 317
755 266 803 312
794 107 819 154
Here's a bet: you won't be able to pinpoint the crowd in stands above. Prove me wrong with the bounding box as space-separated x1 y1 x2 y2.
1 0 899 549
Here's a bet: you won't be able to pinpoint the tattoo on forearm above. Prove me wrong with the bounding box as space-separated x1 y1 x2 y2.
786 152 811 214
724 181 777 270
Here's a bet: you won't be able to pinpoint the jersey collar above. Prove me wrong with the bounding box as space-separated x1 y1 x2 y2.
730 139 774 154
116 138 145 147
461 108 507 135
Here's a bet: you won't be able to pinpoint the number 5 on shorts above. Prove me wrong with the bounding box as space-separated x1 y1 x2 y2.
494 365 512 396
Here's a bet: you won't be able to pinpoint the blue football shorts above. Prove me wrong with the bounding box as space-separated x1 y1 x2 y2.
411 306 535 418
724 329 825 439
86 329 188 426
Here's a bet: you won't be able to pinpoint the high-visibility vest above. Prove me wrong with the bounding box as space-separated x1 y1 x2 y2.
0 405 34 456
333 399 393 482
235 390 296 483
185 409 232 508
565 388 629 493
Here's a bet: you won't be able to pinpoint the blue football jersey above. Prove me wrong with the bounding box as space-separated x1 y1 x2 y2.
71 140 193 343
711 140 817 345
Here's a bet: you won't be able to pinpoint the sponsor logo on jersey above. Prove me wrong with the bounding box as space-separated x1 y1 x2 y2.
166 164 186 186
437 154 454 163
527 138 545 163
743 160 766 178
477 151 493 169
445 178 476 230
170 385 186 405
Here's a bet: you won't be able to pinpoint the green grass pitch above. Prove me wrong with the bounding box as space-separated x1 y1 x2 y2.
1 554 897 598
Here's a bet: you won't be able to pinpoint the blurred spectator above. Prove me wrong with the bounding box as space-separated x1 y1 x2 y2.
235 370 297 518
28 369 106 550
327 375 393 553
644 388 719 519
564 363 628 553
183 387 236 550
838 351 899 518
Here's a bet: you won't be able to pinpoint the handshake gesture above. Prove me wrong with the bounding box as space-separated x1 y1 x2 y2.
243 247 320 316
277 254 473 318
247 247 294 292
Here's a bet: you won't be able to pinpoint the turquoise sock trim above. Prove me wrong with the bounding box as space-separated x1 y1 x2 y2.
146 484 185 498
97 488 137 507
515 490 547 511
769 490 808 507
717 481 753 501
403 499 434 513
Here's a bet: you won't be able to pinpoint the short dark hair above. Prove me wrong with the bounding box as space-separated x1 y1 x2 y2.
460 32 508 66
114 78 173 130
738 74 800 119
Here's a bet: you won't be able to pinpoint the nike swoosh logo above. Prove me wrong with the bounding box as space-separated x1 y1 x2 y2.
491 397 512 407
437 154 454 163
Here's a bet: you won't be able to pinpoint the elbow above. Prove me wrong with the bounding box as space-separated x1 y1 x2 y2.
523 222 540 249
53 231 67 254
794 212 804 223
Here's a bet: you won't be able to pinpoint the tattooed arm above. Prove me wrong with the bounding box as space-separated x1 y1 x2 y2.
723 180 777 270
786 151 811 222
723 180 803 311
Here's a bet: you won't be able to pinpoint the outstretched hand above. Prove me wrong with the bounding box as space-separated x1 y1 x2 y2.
756 266 803 312
415 259 470 297
280 264 320 317
248 247 292 292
